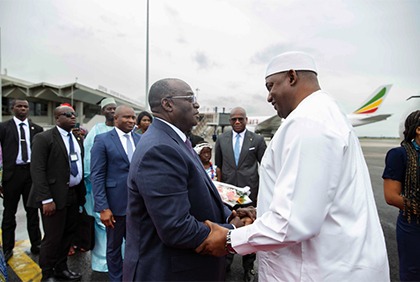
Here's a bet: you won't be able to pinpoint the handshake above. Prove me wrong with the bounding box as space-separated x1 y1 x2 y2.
195 206 256 257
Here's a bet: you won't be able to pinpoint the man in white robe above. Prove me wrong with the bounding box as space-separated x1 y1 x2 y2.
196 51 390 281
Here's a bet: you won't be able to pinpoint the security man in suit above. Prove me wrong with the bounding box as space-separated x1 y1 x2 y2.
28 104 86 282
0 99 43 261
215 106 267 282
91 105 140 281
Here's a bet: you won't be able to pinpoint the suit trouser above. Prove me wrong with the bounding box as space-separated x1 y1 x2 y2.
106 215 126 282
1 165 41 252
39 189 79 277
226 253 256 271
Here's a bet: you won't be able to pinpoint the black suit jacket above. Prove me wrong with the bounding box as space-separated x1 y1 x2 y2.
0 119 43 182
28 127 86 209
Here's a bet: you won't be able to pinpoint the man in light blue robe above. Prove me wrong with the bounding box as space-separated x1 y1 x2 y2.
84 98 116 272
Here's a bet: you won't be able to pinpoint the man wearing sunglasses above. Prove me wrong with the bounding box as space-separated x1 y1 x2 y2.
215 106 267 281
28 104 86 282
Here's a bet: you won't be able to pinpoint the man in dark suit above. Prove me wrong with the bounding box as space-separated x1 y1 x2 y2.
123 78 247 281
91 105 140 282
215 106 267 281
28 104 86 282
0 99 43 261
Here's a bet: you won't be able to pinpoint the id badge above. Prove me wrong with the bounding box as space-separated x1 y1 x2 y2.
70 153 78 162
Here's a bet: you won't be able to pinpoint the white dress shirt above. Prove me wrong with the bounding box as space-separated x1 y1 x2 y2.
115 127 135 156
57 126 83 187
13 117 31 164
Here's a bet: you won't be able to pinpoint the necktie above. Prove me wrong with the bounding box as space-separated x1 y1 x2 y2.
185 138 197 156
234 134 240 166
68 133 79 176
125 134 134 162
19 123 28 163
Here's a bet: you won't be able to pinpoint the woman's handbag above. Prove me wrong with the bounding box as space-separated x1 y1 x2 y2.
74 206 95 251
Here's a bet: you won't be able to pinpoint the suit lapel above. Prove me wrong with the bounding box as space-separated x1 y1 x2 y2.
110 129 130 164
53 127 69 160
133 132 141 146
9 120 19 144
238 131 252 166
226 132 235 164
28 122 36 143
154 120 225 204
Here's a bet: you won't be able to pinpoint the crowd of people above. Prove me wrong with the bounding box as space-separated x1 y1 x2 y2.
0 51 418 282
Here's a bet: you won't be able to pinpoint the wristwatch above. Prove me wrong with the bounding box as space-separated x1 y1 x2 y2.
225 230 237 254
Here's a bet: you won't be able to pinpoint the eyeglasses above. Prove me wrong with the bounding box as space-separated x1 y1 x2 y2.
230 117 245 122
166 95 198 104
60 112 78 118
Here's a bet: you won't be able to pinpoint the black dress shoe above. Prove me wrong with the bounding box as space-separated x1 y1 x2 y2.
41 276 58 282
54 269 81 281
31 244 41 254
243 268 256 282
3 250 13 262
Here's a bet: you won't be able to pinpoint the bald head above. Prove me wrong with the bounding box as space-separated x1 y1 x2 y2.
148 78 199 133
230 107 247 133
149 78 183 112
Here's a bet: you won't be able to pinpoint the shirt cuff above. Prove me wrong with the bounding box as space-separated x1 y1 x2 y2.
231 225 259 255
42 198 53 204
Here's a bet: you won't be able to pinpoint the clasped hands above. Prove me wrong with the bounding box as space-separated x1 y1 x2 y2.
195 206 256 257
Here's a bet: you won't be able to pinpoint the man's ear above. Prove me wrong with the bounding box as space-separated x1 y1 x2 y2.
287 69 298 86
161 98 173 112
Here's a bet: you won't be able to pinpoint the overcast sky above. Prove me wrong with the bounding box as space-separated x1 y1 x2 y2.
1 0 419 137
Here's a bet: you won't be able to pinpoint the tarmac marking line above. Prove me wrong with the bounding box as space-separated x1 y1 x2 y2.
7 239 42 282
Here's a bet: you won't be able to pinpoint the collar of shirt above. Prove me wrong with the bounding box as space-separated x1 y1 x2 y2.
115 127 135 154
57 126 71 138
13 116 28 128
115 127 132 139
155 117 187 142
232 129 246 140
232 129 246 149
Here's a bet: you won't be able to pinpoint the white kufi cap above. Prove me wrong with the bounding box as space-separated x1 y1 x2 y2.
265 51 317 78
100 98 116 109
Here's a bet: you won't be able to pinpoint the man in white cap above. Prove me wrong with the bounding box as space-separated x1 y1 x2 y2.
195 51 390 281
82 97 116 272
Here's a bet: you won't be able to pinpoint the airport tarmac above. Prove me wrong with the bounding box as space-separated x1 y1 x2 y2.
2 137 401 282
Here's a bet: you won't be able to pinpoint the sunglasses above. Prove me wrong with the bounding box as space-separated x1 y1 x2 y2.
166 95 198 104
230 117 245 122
60 112 78 118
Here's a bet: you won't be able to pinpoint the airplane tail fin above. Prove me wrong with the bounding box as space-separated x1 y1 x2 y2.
352 84 392 114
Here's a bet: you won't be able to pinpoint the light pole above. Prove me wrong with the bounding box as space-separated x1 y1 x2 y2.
145 0 150 110
0 27 2 122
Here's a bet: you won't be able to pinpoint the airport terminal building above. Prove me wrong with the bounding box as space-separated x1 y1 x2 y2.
0 74 145 130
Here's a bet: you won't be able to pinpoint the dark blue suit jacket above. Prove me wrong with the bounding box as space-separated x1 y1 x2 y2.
91 128 141 216
123 119 232 281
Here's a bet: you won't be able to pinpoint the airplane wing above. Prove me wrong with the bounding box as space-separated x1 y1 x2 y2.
254 115 282 138
348 114 392 127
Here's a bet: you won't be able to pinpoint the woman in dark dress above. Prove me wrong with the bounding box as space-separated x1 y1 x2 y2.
383 110 420 281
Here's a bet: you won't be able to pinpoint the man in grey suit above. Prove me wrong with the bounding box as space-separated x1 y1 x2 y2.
215 106 267 282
